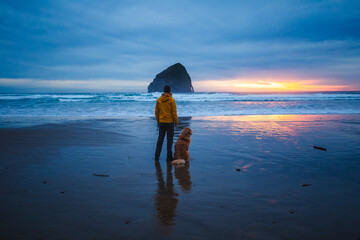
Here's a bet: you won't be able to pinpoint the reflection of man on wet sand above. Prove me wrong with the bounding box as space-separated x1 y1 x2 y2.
154 161 178 226
154 160 193 231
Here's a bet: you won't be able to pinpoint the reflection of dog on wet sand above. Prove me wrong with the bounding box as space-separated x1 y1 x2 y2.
171 127 192 166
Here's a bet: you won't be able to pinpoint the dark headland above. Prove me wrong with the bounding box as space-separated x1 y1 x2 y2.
148 63 194 93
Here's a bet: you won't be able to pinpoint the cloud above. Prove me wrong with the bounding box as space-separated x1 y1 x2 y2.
0 78 148 93
0 0 360 92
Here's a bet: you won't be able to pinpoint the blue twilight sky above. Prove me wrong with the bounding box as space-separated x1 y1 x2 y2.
1 0 360 92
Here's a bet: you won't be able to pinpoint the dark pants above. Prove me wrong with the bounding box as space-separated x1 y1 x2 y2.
155 122 174 159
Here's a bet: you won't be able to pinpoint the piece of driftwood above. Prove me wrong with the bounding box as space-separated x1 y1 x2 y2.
313 146 327 151
92 173 110 177
301 184 312 187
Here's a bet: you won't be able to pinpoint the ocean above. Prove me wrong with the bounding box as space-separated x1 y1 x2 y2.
1 92 360 239
1 92 360 117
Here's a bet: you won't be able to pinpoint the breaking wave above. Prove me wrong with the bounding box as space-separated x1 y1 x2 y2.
1 92 359 117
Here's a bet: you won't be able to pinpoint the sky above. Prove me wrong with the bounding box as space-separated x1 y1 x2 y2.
1 0 360 92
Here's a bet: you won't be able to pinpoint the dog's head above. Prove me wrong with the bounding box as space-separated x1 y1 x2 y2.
181 127 192 137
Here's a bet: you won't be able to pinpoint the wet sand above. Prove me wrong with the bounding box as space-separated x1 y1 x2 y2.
1 115 360 240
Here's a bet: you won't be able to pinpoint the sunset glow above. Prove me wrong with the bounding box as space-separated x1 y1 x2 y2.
234 81 287 89
194 79 351 92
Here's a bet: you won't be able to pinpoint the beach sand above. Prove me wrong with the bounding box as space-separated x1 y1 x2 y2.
1 115 360 240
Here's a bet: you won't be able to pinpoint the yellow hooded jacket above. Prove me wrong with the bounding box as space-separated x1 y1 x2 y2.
155 93 179 125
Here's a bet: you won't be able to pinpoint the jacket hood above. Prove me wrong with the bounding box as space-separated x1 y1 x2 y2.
160 92 172 102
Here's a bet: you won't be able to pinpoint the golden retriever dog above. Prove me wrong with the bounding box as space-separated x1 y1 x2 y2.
171 127 192 165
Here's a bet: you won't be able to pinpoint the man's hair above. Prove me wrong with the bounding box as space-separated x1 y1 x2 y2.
163 85 171 93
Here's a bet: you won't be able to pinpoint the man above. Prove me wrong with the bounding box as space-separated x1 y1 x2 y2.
155 85 179 161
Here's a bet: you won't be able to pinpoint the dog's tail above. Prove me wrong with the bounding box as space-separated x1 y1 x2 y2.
171 159 186 165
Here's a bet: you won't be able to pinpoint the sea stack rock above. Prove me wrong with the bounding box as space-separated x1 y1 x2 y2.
148 63 194 93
